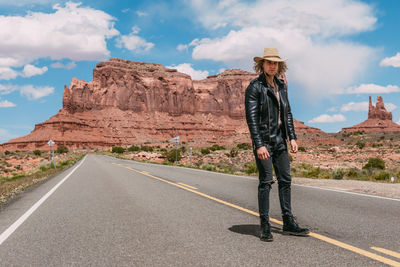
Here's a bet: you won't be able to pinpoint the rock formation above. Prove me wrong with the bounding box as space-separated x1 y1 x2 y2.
341 96 400 133
1 58 323 151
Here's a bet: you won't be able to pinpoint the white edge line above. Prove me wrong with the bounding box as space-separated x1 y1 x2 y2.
0 155 87 246
294 183 400 202
104 155 400 202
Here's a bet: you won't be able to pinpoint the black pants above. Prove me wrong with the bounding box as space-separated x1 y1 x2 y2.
253 134 292 222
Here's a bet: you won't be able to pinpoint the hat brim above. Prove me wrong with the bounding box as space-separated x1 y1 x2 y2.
253 56 288 63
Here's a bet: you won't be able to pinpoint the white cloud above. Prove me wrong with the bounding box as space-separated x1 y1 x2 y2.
339 101 396 112
0 84 18 95
0 128 17 143
0 67 18 80
385 103 397 112
342 84 400 94
177 44 188 52
21 64 48 78
116 27 154 52
0 2 119 71
397 119 400 125
308 114 346 123
166 63 209 80
340 102 368 112
185 0 377 98
20 85 54 100
0 0 55 6
51 61 76 69
136 11 148 17
380 52 400 68
0 100 16 108
327 107 337 112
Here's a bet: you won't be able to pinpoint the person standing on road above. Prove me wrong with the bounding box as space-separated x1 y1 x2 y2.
245 48 309 242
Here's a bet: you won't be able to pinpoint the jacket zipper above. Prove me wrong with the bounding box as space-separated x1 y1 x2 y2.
266 92 270 140
282 89 290 143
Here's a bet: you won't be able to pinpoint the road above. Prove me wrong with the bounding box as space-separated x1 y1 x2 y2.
0 154 399 266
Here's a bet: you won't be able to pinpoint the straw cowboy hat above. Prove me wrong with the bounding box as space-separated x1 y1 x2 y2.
253 48 287 63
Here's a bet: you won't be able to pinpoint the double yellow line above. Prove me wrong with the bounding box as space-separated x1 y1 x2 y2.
112 162 400 266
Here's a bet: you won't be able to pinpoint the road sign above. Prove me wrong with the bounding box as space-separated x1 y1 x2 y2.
169 136 179 144
48 140 55 147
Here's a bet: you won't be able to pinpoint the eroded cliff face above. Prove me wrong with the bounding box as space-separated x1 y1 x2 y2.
63 58 196 116
341 96 400 133
1 58 323 151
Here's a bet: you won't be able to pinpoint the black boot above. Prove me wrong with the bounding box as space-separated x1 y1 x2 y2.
282 215 310 236
260 220 273 242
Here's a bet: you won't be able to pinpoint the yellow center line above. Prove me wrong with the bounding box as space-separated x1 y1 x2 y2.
112 162 400 267
177 182 198 190
371 247 400 259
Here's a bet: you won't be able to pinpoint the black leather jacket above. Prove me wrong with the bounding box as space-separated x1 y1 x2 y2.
245 73 296 149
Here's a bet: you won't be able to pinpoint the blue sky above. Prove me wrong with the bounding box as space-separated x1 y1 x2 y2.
1 0 400 143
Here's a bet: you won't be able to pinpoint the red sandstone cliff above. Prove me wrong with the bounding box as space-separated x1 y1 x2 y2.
1 58 322 151
341 96 400 133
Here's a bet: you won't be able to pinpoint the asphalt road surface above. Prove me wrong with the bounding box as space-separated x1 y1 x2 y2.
0 154 399 266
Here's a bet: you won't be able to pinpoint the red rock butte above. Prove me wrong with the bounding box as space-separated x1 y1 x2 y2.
0 58 323 151
341 96 400 133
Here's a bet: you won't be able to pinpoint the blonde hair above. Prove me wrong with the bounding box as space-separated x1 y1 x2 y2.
254 60 288 76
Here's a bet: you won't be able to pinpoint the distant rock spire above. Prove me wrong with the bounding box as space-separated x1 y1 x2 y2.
368 96 392 120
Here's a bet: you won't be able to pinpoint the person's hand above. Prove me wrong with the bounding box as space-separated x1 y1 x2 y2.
257 146 270 160
279 73 288 87
290 139 298 153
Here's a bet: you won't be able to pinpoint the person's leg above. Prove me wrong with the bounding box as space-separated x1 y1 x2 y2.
272 146 309 236
254 148 274 241
271 147 292 216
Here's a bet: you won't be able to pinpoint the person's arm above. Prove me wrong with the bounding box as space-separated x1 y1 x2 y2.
245 81 264 150
280 73 297 153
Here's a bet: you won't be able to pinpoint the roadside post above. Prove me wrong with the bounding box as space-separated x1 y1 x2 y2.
189 147 192 167
48 139 55 168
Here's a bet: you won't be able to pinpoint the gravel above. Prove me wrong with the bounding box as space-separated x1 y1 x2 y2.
292 177 400 200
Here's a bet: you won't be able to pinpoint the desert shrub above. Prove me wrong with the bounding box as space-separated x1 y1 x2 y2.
201 148 210 155
346 168 360 178
373 171 390 181
209 144 225 151
363 157 385 170
128 145 140 152
159 148 167 153
332 168 345 180
289 154 293 162
4 150 11 155
355 140 365 149
372 143 383 148
245 162 258 174
342 132 350 138
379 135 385 141
237 143 251 150
40 164 51 172
201 163 216 171
56 145 68 154
229 147 239 158
57 160 70 167
180 146 187 153
298 146 306 152
303 167 321 178
140 145 154 152
112 146 125 154
165 149 182 163
33 150 41 156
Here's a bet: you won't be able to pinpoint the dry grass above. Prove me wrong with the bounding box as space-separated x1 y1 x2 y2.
0 152 85 205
